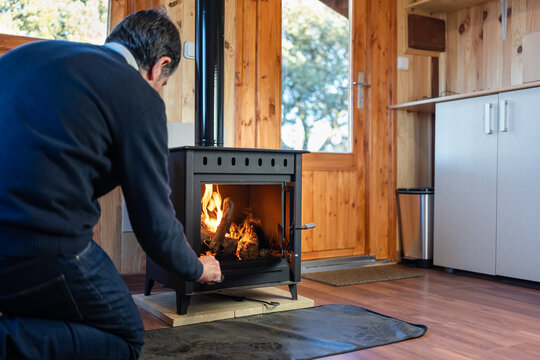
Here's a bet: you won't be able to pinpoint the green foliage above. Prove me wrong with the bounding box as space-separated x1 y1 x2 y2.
0 0 108 44
282 0 350 152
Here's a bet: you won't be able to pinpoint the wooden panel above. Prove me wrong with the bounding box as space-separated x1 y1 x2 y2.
511 0 526 85
305 169 357 253
445 10 458 94
301 248 356 261
302 153 356 171
395 0 434 211
408 14 446 52
224 0 236 146
319 0 348 18
350 0 368 257
311 171 328 252
168 0 190 123
301 169 358 254
235 0 257 148
180 0 196 125
161 0 192 123
366 0 397 259
483 1 503 90
397 0 433 105
256 0 281 149
109 0 129 29
397 111 433 188
96 187 123 268
235 0 281 149
340 171 358 249
526 0 540 32
407 0 495 13
121 232 146 273
439 0 537 95
301 171 314 253
0 34 41 56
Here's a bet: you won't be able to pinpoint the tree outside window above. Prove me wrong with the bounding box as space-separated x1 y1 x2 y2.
0 0 108 44
282 0 350 153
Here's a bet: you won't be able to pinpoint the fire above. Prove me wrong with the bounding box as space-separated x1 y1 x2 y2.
201 184 223 233
201 184 278 260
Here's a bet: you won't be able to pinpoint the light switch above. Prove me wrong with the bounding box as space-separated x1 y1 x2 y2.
397 56 409 71
183 41 195 60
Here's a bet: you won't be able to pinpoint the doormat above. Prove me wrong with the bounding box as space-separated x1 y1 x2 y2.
140 304 427 359
302 264 423 286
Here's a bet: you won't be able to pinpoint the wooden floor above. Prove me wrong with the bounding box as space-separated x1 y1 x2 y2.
127 267 540 359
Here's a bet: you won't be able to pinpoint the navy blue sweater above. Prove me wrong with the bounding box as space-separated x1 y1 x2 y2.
0 40 202 281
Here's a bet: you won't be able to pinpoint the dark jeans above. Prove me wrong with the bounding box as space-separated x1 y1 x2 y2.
0 241 144 359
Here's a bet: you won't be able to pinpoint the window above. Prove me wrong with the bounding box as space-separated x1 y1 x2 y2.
0 0 109 44
282 0 350 153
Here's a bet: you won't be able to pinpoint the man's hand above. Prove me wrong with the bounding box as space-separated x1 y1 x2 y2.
196 255 223 284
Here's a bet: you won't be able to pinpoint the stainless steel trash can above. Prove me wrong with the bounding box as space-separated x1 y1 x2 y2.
396 188 433 268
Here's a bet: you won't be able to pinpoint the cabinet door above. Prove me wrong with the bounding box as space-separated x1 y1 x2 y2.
497 87 540 281
434 95 498 274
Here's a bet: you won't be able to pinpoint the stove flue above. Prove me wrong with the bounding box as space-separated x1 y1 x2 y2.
195 0 224 147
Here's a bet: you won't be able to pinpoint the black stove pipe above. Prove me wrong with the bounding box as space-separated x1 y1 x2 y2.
195 0 224 147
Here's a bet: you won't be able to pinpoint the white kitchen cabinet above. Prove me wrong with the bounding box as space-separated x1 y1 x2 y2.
496 87 540 282
434 95 499 275
434 87 540 281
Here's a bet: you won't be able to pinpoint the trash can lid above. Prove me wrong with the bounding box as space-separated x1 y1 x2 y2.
396 187 434 194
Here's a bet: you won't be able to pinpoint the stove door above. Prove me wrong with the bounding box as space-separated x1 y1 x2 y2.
284 182 301 281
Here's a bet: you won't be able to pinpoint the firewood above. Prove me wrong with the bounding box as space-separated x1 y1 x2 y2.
236 224 259 260
208 197 234 253
221 236 239 256
201 222 214 237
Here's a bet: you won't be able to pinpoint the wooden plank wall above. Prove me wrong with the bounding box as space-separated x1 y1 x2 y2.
97 0 398 271
235 0 281 149
396 0 434 191
443 0 540 94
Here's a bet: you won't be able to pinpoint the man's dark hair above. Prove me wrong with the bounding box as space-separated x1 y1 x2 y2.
106 8 181 78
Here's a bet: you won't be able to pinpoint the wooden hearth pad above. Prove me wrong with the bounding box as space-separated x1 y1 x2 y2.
133 287 315 327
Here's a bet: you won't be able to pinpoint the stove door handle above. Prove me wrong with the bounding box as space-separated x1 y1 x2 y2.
296 223 316 230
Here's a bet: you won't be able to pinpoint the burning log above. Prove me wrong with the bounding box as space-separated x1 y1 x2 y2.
208 197 234 253
221 236 239 256
236 224 259 260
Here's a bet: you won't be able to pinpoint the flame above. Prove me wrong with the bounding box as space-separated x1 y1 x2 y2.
201 184 223 233
200 186 277 260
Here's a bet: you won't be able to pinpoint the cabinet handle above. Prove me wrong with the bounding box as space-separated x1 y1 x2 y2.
499 99 509 132
484 103 493 134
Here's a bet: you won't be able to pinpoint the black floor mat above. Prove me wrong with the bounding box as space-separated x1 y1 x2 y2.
140 304 427 359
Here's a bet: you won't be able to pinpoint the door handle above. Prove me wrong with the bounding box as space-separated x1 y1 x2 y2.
353 72 370 109
296 223 316 230
484 103 493 134
499 99 508 132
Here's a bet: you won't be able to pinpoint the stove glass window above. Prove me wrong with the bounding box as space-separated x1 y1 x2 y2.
200 184 284 261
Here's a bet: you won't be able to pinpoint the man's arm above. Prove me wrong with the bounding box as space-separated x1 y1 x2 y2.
115 102 220 283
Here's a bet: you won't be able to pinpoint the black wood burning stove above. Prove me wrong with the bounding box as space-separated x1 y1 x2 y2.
144 146 308 314
143 0 312 315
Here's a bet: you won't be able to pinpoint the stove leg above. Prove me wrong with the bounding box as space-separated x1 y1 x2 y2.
144 275 154 296
176 293 191 315
288 284 298 300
